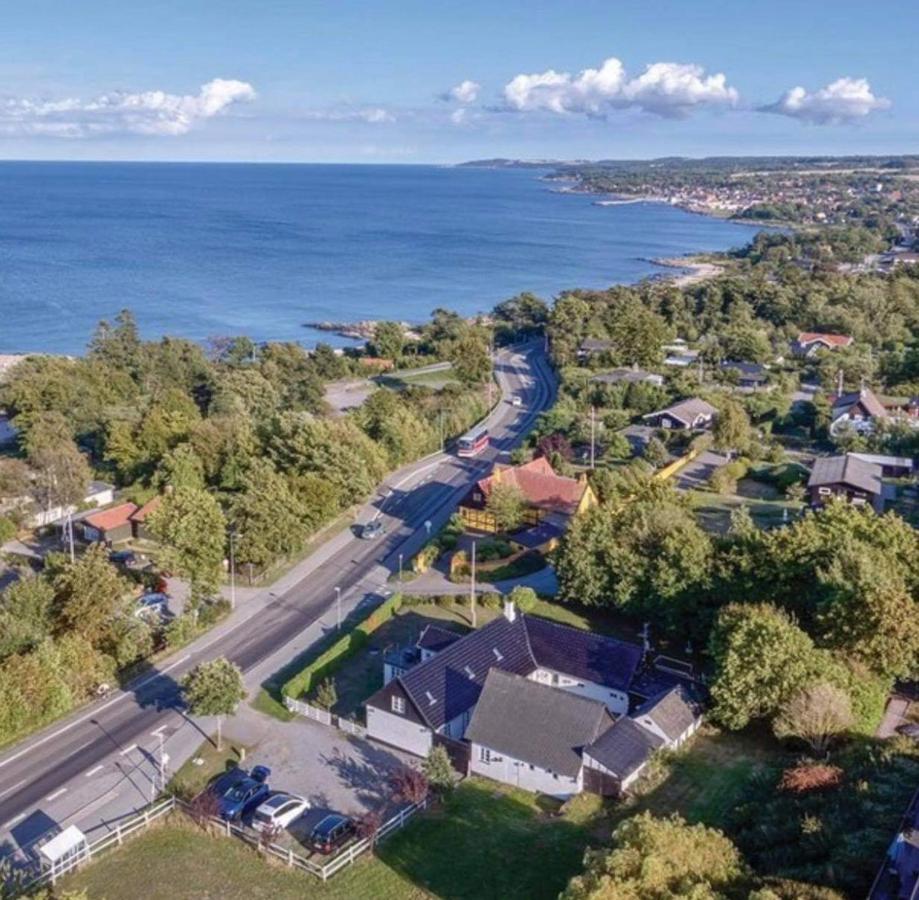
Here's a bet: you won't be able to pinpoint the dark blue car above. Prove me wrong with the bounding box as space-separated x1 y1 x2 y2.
216 777 271 821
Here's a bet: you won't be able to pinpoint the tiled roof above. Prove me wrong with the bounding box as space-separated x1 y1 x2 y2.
808 454 882 495
416 625 462 654
372 612 644 731
466 670 614 778
720 360 767 379
509 519 567 549
83 502 139 532
797 332 853 348
524 615 643 694
476 457 587 515
129 495 162 524
832 388 888 420
633 686 702 742
643 397 717 427
584 716 665 779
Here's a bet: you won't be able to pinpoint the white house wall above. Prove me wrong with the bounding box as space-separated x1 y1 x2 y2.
469 743 581 799
365 706 432 758
528 668 629 715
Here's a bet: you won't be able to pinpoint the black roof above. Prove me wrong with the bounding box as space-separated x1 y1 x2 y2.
720 360 766 378
416 624 462 654
465 670 613 778
584 716 665 779
367 612 643 731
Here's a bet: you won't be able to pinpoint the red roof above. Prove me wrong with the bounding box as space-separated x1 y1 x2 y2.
477 457 587 515
83 502 139 533
797 332 853 348
130 495 162 524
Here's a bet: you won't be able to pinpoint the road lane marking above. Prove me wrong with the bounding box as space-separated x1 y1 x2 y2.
150 726 167 737
84 765 104 777
0 778 26 801
3 812 26 828
0 652 192 771
120 744 138 756
45 788 67 802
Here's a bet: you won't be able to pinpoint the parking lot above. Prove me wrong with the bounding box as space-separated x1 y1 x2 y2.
216 705 416 854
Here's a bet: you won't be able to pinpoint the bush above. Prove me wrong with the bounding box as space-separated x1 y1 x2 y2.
507 585 538 613
709 467 738 495
0 516 16 543
435 594 456 609
481 591 502 610
412 542 441 574
439 533 459 551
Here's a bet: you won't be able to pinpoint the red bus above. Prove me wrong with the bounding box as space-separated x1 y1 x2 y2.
457 426 489 457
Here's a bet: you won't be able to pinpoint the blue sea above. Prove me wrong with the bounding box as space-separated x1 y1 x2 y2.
0 163 762 355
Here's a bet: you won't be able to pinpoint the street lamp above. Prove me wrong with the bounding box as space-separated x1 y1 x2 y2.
398 553 403 583
228 526 241 611
335 586 342 631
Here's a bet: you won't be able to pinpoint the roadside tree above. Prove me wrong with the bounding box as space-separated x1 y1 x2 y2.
181 657 246 751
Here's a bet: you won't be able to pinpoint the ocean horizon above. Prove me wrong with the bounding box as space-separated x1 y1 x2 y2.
0 161 762 355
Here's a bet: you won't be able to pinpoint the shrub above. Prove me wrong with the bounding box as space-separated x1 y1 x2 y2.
436 594 455 609
439 533 459 551
423 745 455 793
0 516 16 543
709 466 738 495
390 766 429 804
313 677 337 710
481 591 502 610
507 585 538 613
412 542 440 574
779 763 844 794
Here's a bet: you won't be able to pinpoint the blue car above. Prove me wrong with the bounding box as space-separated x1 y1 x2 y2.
216 777 271 821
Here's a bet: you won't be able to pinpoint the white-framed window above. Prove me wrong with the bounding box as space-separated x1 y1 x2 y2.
818 487 832 496
479 747 491 763
391 695 405 714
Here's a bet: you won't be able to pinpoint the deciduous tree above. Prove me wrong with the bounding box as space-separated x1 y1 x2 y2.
181 657 246 751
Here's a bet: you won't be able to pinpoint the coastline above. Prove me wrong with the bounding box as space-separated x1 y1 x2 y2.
644 257 726 287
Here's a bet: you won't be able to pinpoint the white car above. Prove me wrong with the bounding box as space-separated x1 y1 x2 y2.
251 792 310 832
510 395 523 408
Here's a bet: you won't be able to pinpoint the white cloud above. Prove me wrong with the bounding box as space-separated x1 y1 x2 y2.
443 79 480 105
300 106 395 124
0 78 256 138
502 57 738 118
761 77 890 124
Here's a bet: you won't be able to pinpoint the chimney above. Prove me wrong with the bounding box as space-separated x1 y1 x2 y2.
503 600 517 623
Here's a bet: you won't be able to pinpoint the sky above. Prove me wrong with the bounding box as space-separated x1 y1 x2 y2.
0 0 916 163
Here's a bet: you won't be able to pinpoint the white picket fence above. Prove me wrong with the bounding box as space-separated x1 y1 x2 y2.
18 792 426 890
285 696 367 738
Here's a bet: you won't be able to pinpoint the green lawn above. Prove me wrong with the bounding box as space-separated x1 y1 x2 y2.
64 779 609 900
625 725 787 832
689 488 802 535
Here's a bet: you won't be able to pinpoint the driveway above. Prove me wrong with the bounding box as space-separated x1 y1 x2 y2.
221 705 415 851
673 450 731 491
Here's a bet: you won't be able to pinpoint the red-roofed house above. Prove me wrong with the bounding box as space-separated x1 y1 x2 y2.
77 502 139 544
129 495 162 540
794 332 854 357
459 457 597 549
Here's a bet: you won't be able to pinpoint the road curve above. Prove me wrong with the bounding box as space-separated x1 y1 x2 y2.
0 342 556 846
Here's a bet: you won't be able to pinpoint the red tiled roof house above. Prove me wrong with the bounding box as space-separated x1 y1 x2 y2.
78 502 139 544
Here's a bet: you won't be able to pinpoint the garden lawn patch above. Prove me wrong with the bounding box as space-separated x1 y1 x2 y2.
169 741 252 799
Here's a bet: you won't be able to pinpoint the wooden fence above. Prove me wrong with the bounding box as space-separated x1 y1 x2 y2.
20 792 427 891
284 696 367 738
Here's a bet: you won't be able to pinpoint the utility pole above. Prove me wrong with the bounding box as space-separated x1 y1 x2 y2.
63 512 75 563
439 409 445 452
590 406 596 470
228 527 238 610
470 541 477 628
335 586 342 630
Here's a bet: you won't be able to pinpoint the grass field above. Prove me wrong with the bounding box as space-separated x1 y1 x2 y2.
63 779 609 900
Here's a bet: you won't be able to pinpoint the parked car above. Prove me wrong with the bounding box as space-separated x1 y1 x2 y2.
135 592 171 621
251 792 310 833
510 395 523 408
360 520 385 540
309 814 355 854
216 777 271 821
208 767 248 797
109 549 136 565
250 765 271 783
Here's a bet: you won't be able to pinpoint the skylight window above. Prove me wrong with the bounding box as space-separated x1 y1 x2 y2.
492 648 504 661
425 691 437 705
464 665 476 679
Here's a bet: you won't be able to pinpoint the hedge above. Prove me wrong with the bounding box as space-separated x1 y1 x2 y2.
281 593 403 700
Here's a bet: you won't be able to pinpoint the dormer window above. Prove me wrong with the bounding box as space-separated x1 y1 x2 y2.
391 696 405 714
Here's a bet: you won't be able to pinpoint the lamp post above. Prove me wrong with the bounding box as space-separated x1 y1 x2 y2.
335 586 342 631
470 540 477 628
398 553 403 583
228 526 240 611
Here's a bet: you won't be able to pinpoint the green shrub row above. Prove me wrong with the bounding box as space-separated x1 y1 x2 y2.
281 593 403 700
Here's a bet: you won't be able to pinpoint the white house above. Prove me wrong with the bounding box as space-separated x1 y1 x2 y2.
29 481 115 529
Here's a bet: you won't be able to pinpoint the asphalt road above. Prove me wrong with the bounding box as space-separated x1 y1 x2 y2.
0 342 555 847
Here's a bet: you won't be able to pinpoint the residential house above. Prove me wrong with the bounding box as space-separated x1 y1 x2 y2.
807 454 884 512
30 480 115 529
793 332 853 357
642 397 717 431
383 624 462 683
849 452 915 479
458 456 596 551
577 338 614 360
868 788 919 900
719 360 769 390
76 501 139 544
365 603 643 761
129 495 162 541
466 670 615 797
590 368 664 387
830 387 889 436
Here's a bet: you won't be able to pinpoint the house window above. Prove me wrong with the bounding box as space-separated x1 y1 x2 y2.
551 673 559 686
479 747 491 763
818 487 832 496
391 696 405 714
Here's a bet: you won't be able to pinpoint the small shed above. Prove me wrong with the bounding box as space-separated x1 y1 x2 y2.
38 825 89 881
